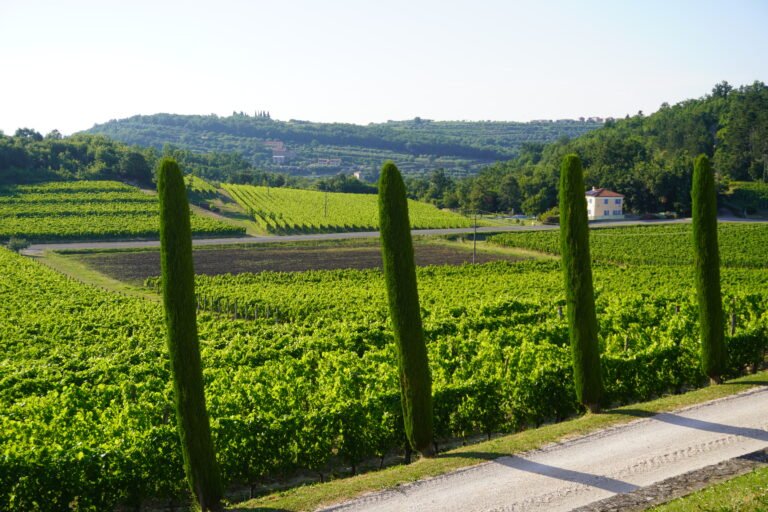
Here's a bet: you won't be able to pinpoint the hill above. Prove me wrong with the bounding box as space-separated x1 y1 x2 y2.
82 114 603 177
441 81 768 216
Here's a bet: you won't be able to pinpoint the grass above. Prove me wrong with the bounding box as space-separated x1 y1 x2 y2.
33 250 159 301
230 372 768 511
652 465 768 511
441 237 558 261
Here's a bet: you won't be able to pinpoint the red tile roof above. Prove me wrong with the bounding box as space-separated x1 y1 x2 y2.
585 187 624 198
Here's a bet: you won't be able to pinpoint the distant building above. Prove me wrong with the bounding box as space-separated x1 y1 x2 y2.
586 187 624 220
263 140 286 152
315 158 342 167
264 140 295 164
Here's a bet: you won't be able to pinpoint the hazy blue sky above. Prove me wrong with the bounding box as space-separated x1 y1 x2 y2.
1 0 766 135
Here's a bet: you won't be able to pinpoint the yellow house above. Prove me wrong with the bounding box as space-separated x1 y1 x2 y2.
586 187 624 220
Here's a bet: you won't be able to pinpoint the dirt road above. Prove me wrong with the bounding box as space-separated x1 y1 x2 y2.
320 387 768 512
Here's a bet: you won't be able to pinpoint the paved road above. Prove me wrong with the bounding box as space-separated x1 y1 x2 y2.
23 218 696 254
319 387 768 512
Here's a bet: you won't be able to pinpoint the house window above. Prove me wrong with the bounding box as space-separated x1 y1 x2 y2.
615 199 621 204
603 210 609 216
604 199 609 204
613 210 621 215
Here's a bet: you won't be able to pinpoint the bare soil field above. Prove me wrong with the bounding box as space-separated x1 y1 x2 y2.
72 241 526 284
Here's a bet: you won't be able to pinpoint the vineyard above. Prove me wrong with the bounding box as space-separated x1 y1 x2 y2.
489 222 768 268
2 221 768 509
0 181 244 241
223 183 478 233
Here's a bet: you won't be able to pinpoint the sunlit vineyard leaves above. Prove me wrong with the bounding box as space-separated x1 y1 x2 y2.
224 183 478 233
0 181 244 241
3 227 768 509
489 223 768 268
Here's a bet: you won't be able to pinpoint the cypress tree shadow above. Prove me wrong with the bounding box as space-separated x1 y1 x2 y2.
650 412 768 441
494 456 639 493
228 507 292 512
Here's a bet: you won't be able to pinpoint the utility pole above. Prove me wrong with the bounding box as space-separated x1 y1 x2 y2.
473 210 477 264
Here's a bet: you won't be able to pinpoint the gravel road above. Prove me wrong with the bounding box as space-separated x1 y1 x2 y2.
319 387 768 512
24 218 697 254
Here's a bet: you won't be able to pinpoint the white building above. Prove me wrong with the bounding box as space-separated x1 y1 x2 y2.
586 187 624 220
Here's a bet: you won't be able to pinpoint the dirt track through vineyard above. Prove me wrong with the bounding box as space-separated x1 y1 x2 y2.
71 242 527 283
320 387 768 512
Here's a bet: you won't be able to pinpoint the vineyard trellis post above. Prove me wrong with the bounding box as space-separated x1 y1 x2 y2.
473 210 477 264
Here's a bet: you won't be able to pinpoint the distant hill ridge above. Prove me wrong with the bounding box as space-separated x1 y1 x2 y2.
83 114 603 176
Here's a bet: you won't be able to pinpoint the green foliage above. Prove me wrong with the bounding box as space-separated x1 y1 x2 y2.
0 132 154 186
158 158 223 510
6 236 29 252
490 222 768 268
692 155 726 381
0 180 243 241
2 243 768 509
378 162 434 455
559 154 603 409
85 114 601 177
728 181 768 213
224 183 476 234
436 81 768 216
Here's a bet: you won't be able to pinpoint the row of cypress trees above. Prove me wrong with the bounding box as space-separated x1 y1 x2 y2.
157 154 727 509
559 153 728 412
157 158 438 511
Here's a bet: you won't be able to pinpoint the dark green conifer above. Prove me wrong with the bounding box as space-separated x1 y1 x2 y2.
691 154 726 383
559 154 603 412
378 161 434 456
158 158 223 511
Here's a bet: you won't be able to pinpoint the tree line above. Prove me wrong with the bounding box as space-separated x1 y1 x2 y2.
4 81 766 219
85 113 602 166
405 81 768 216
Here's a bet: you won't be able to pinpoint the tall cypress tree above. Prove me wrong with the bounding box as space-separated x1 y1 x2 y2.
559 154 603 412
692 154 726 383
158 158 223 511
378 161 434 456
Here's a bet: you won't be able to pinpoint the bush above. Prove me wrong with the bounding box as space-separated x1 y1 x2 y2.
7 237 29 252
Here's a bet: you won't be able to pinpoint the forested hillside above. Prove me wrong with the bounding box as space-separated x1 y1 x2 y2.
83 114 602 177
0 130 260 188
419 81 768 215
6 82 767 217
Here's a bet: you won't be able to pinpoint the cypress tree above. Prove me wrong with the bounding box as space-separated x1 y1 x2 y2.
691 154 726 383
158 158 223 511
559 154 603 412
378 161 434 456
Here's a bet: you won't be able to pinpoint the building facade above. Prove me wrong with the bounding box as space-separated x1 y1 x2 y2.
585 187 624 220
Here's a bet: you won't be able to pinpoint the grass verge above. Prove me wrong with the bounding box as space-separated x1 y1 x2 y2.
230 372 768 511
651 464 768 511
33 250 159 301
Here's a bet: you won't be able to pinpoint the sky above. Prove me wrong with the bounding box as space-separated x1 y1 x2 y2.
1 0 766 135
